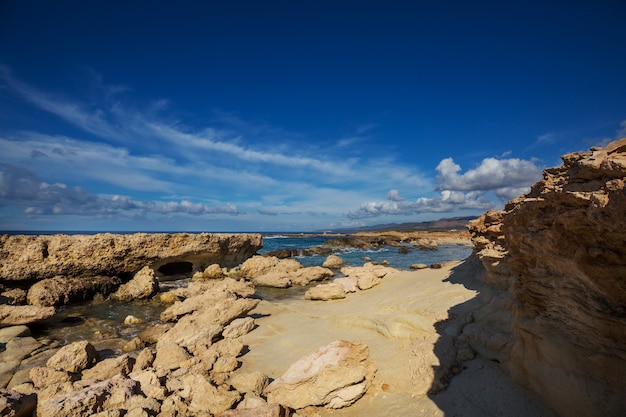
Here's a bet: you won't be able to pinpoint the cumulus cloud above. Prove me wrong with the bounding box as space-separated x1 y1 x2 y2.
0 164 240 217
346 155 543 220
386 189 404 202
435 157 542 195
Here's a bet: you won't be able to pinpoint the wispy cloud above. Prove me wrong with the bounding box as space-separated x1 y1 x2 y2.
0 163 241 217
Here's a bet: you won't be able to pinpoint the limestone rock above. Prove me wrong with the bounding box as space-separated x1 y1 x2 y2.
202 263 225 279
264 340 376 409
168 373 241 416
332 277 358 293
322 255 344 269
153 343 191 371
81 354 135 381
132 348 155 372
37 379 112 417
467 138 626 417
0 304 55 327
111 266 158 302
0 388 36 417
356 272 381 290
304 283 346 301
228 371 268 395
27 275 122 307
223 317 256 339
0 232 262 282
239 256 301 279
29 367 75 388
46 341 99 373
251 271 292 288
289 266 334 286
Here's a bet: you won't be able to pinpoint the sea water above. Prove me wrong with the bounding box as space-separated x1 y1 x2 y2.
259 234 473 270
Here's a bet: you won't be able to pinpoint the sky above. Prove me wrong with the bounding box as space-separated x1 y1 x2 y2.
1 0 625 232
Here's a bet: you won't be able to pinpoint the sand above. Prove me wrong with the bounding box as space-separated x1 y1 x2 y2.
239 260 556 416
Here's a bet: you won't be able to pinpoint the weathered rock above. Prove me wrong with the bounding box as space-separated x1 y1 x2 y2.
0 305 55 327
223 317 256 339
132 348 155 372
0 388 36 417
410 263 428 270
355 272 381 290
168 372 241 415
202 263 225 279
228 371 268 395
27 275 122 307
81 354 135 381
46 341 99 373
37 379 112 417
251 271 292 288
322 255 344 269
239 256 302 279
0 288 27 305
123 315 144 325
340 263 399 281
222 399 289 417
129 369 167 400
331 277 358 293
153 342 192 371
264 340 376 409
111 266 158 302
289 266 334 286
137 323 172 344
304 283 346 300
29 367 75 388
466 138 626 417
0 233 262 282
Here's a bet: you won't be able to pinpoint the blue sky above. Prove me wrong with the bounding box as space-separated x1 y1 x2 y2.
1 0 625 232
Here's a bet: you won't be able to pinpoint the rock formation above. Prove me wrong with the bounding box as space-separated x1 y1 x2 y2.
0 232 263 282
466 138 626 417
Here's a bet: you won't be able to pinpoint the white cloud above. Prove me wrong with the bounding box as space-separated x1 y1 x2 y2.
386 189 404 202
345 190 493 219
435 157 542 194
0 164 241 217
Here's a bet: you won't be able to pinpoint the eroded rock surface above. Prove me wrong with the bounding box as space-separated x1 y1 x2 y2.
0 232 262 282
466 138 626 417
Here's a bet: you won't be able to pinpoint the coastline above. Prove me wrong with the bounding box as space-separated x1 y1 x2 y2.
238 260 554 417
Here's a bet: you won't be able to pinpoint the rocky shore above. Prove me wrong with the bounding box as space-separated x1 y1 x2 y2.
1 139 625 417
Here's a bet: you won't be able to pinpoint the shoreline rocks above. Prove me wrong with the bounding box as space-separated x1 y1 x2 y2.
0 232 263 283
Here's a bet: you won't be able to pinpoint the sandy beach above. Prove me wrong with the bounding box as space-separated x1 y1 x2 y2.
239 260 555 416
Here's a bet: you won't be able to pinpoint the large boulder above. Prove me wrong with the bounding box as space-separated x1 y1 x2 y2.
111 267 158 302
46 341 99 373
0 305 55 327
304 283 346 301
264 340 376 409
0 233 262 282
27 275 122 307
466 138 626 417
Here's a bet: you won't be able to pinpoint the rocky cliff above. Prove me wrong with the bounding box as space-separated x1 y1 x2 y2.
467 138 626 416
0 233 263 282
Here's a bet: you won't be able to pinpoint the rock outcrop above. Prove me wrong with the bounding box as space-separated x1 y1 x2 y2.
466 138 626 417
264 340 376 409
0 232 263 282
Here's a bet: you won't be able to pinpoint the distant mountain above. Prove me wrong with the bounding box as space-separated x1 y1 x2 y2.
328 216 477 233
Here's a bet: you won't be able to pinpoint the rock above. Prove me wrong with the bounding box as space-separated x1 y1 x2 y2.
252 271 292 288
81 354 135 381
430 263 443 269
466 138 626 417
223 317 256 339
129 369 167 400
132 348 155 372
0 288 27 305
0 233 262 282
410 263 428 270
0 304 55 327
304 283 346 300
29 367 75 388
123 315 144 325
355 272 381 290
221 400 288 417
168 373 241 415
137 323 172 344
264 340 376 409
228 371 268 395
37 379 112 417
202 263 225 279
289 266 334 286
153 343 192 371
27 275 122 307
111 266 158 302
239 256 302 279
121 337 144 353
322 255 344 269
0 389 36 417
46 341 99 373
332 277 358 293
159 297 258 353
